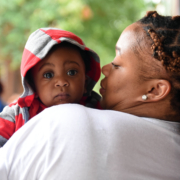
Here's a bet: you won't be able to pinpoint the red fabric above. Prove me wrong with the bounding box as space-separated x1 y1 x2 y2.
18 94 35 108
0 118 15 139
87 57 101 82
28 98 47 119
40 29 84 45
79 96 87 106
15 114 25 132
0 99 46 141
96 102 102 109
21 48 41 77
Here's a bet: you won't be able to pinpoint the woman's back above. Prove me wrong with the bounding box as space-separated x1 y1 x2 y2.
0 104 179 180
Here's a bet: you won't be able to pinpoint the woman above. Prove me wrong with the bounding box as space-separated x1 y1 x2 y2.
0 11 179 180
100 11 180 122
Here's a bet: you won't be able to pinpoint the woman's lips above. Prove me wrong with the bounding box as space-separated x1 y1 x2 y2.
99 83 105 95
99 87 105 95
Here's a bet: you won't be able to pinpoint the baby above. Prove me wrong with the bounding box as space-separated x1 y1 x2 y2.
0 28 101 147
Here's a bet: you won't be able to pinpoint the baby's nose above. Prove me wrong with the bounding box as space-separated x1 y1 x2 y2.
55 78 69 87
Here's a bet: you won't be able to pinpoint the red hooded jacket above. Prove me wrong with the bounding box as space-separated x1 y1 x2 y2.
0 28 101 147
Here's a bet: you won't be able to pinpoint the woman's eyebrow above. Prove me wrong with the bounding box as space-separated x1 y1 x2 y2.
115 46 121 55
39 63 55 71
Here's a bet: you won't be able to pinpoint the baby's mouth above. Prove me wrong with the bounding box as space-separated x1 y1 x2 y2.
54 93 70 100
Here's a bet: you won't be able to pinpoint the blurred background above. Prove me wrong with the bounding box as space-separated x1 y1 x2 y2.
0 0 179 105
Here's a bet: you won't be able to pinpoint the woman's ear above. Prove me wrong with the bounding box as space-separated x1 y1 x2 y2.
144 79 171 102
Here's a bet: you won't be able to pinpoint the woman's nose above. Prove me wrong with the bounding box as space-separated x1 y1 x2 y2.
55 78 69 87
101 63 111 77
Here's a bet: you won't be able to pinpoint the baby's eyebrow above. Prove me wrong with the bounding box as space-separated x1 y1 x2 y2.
39 63 55 70
64 61 80 67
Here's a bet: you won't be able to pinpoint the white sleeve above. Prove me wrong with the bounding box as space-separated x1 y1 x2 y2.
0 148 8 180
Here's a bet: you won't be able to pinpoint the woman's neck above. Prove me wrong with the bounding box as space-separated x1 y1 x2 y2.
114 100 180 122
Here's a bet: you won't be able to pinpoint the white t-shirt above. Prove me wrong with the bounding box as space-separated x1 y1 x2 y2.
0 104 179 180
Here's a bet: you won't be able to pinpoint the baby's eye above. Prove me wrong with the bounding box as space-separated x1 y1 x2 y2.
43 72 54 79
67 70 77 76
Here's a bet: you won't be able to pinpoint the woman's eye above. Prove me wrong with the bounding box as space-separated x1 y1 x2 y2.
67 70 77 76
43 72 54 79
112 63 119 69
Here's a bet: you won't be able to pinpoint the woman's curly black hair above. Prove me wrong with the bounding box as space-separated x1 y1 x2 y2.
138 11 180 116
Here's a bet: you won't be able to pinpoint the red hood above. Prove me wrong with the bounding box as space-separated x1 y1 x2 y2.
18 28 101 108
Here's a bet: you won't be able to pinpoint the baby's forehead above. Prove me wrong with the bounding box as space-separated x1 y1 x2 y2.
46 43 82 56
43 48 84 63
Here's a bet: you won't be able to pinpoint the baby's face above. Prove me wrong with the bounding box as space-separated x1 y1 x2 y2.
31 46 86 107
